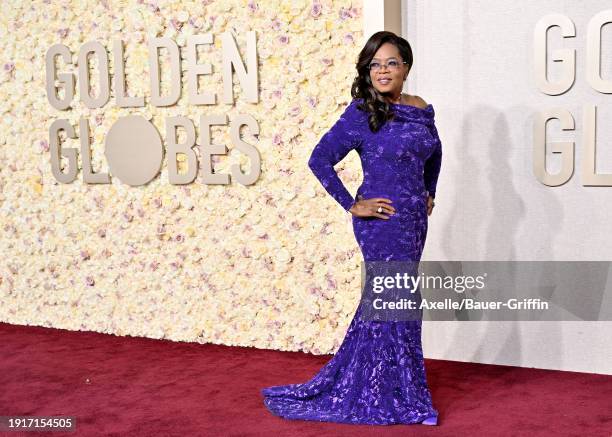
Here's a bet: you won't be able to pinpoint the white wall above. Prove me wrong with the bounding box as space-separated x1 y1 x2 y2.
401 0 612 375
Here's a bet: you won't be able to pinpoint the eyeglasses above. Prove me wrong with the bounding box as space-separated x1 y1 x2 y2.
368 59 408 72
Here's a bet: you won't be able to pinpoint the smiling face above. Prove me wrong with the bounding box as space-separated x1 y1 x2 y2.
369 42 410 99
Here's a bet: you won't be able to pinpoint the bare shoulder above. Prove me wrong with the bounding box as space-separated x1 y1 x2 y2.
410 94 429 109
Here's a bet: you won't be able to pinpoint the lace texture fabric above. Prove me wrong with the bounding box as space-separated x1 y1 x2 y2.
262 98 442 425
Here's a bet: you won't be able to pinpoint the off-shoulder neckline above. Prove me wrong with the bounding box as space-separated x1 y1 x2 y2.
352 97 433 112
388 102 434 112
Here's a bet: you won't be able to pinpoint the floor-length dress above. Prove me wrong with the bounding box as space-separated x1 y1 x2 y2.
261 97 443 425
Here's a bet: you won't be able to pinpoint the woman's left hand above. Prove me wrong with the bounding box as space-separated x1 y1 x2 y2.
427 195 435 216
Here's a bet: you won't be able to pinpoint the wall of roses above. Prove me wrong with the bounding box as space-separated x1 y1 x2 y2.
0 0 365 354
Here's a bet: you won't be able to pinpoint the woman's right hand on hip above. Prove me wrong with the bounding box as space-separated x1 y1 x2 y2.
349 195 395 219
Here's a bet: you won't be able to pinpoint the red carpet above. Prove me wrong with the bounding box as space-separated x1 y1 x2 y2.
0 322 610 436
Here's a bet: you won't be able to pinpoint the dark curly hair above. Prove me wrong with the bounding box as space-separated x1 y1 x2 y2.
350 31 414 133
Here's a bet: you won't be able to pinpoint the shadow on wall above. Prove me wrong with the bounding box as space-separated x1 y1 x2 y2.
432 103 569 370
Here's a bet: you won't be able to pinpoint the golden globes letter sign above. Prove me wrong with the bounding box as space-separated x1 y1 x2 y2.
45 31 261 186
533 10 612 187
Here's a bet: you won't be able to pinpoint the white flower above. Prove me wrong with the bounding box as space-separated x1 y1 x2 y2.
275 248 291 264
177 11 190 22
112 18 124 31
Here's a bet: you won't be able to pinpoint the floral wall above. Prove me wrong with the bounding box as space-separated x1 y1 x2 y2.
0 0 364 354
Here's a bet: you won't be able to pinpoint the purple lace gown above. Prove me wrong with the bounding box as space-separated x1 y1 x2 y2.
261 97 442 425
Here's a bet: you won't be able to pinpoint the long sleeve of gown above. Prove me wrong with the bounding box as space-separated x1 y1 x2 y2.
423 121 442 199
307 100 362 212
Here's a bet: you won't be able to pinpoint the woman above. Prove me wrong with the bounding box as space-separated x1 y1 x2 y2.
261 31 442 426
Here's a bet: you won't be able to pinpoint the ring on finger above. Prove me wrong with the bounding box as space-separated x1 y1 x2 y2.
377 206 383 213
